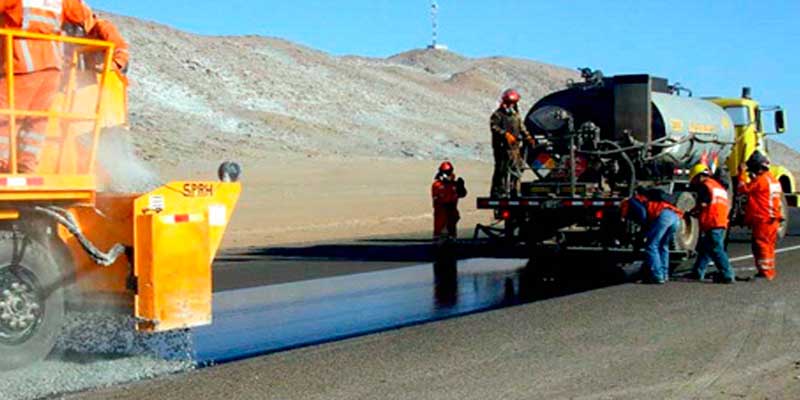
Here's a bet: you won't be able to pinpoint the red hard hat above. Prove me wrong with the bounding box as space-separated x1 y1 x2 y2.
501 89 520 104
439 161 454 173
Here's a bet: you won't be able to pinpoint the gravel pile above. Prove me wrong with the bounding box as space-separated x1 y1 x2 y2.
0 312 196 400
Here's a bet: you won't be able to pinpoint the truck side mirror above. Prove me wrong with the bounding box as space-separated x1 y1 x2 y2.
775 110 787 134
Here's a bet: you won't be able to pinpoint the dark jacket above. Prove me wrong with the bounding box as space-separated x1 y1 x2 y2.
490 106 533 151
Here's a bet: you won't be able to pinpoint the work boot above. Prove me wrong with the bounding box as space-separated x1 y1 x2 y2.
753 272 775 281
683 271 702 281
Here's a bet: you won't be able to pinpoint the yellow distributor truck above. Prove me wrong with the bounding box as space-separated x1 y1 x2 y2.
477 70 791 260
0 31 240 369
710 90 792 235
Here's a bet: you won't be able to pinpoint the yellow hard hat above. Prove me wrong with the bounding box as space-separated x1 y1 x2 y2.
688 163 710 182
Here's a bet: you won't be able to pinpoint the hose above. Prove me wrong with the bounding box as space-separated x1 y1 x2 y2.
30 206 125 267
572 141 644 156
577 140 637 196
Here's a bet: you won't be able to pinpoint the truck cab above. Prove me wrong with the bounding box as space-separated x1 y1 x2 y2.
709 93 794 205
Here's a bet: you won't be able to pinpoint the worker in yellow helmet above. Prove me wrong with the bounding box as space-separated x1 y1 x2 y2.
687 163 734 283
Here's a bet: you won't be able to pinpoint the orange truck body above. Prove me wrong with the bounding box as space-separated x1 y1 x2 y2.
0 29 240 332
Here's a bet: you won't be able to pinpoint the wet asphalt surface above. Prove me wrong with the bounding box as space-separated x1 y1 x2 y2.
59 212 800 399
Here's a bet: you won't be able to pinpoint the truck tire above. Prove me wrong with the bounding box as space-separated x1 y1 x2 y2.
778 195 789 240
673 192 700 251
0 235 65 371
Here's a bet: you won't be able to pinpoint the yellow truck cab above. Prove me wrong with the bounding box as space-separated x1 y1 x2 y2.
708 89 793 234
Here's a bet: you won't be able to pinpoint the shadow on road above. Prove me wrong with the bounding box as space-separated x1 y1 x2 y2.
217 241 437 264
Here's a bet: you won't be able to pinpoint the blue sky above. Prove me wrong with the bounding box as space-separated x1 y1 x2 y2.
93 0 800 148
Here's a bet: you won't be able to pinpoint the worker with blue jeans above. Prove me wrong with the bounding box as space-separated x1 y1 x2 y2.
689 164 735 283
644 190 682 284
623 188 681 284
693 229 734 282
645 207 680 283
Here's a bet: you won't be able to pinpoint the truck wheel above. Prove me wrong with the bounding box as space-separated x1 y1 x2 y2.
0 235 64 371
673 192 700 251
778 195 789 240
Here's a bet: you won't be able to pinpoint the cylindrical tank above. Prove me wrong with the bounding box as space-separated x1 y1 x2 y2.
650 92 735 167
525 79 735 171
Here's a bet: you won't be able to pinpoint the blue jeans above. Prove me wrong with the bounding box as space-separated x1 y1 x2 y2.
645 210 680 283
693 228 734 281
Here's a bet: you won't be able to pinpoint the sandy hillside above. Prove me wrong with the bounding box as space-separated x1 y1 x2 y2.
102 13 578 164
96 13 800 248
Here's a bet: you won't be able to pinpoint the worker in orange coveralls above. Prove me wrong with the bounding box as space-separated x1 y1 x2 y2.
738 151 783 280
432 161 467 242
0 0 128 173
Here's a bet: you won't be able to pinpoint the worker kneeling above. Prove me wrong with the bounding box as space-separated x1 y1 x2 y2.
431 161 467 242
624 188 682 284
738 151 783 281
689 164 735 283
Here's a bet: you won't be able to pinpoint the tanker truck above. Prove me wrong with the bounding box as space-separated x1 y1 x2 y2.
475 71 792 264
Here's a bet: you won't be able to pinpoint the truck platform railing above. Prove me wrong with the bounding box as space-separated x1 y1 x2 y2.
0 29 118 195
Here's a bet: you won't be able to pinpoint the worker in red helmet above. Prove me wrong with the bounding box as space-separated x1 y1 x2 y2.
431 161 467 242
0 0 128 173
490 88 536 198
738 151 783 280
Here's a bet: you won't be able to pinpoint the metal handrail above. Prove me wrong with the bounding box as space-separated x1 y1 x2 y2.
0 29 115 175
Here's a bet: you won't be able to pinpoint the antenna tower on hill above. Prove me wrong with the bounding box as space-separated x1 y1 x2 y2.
428 0 448 50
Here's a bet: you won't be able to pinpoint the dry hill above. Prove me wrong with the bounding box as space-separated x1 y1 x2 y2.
104 13 578 164
91 13 800 248
103 14 800 169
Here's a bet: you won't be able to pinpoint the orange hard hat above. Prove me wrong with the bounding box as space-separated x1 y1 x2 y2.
439 161 454 174
501 89 520 104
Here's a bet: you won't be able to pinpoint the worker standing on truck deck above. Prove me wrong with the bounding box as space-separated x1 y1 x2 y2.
432 161 467 242
688 164 735 284
490 89 535 198
0 0 128 173
642 189 683 284
737 151 783 281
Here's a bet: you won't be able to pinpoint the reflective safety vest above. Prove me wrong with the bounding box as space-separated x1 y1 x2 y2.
2 0 67 73
699 179 730 231
646 200 683 223
739 171 783 225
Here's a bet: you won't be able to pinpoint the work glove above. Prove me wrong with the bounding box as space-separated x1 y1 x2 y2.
505 132 518 147
738 163 748 177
